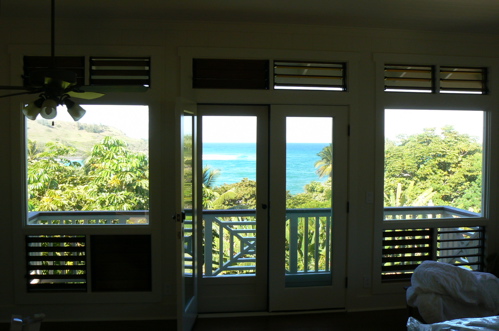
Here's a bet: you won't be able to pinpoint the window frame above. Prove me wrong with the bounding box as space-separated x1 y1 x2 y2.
9 45 164 305
372 53 496 293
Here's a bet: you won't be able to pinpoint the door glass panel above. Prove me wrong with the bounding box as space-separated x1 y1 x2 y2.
183 112 195 304
202 116 257 276
285 117 333 287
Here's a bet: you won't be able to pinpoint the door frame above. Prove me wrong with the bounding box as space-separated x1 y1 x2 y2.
189 104 349 313
268 105 349 311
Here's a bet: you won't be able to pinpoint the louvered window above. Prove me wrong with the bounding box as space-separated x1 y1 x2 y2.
89 57 151 88
25 234 153 293
437 227 484 269
26 235 87 292
440 66 487 94
192 59 269 89
381 226 484 282
384 64 434 93
273 61 346 91
23 56 85 86
381 228 432 281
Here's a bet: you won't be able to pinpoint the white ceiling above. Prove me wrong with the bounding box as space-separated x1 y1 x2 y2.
2 0 499 34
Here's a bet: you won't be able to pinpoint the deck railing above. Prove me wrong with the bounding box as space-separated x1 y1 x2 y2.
384 206 479 220
27 210 149 225
27 206 484 281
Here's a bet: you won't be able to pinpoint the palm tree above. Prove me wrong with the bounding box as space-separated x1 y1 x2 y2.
201 166 237 209
202 166 220 188
314 144 333 178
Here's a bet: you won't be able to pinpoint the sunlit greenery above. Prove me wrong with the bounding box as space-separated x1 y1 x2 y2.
28 137 149 212
384 126 482 212
29 125 482 276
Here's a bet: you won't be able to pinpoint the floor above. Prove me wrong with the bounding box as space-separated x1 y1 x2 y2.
0 309 410 331
192 309 410 330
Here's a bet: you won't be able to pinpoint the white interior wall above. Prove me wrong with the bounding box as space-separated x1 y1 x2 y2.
0 17 498 321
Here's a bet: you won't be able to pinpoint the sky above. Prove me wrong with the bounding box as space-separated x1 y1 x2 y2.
202 116 333 143
55 104 149 139
52 106 484 143
385 109 484 143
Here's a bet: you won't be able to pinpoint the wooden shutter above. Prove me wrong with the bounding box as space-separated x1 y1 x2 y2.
193 59 269 89
23 56 85 86
90 235 152 292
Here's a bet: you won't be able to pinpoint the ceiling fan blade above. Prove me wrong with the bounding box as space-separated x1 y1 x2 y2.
67 90 105 100
0 90 41 98
0 85 32 91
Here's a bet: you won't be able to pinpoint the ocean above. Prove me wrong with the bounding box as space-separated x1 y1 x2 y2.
203 143 329 195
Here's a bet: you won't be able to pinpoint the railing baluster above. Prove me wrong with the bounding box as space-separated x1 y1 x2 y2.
218 219 224 276
304 216 309 273
204 217 213 276
325 215 330 272
289 215 298 274
314 216 320 272
229 217 234 266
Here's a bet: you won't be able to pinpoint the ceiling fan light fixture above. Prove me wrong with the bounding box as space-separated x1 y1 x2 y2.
64 98 86 121
22 100 43 120
40 98 58 119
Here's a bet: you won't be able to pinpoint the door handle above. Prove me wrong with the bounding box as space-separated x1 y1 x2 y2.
173 212 186 223
262 203 268 209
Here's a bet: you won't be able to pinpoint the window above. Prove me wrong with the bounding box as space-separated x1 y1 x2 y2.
440 66 487 94
26 105 149 225
384 64 433 93
89 57 151 89
273 61 346 91
384 109 484 220
384 64 487 94
381 226 484 281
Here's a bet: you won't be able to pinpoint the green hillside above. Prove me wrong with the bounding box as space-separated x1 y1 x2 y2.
27 119 148 158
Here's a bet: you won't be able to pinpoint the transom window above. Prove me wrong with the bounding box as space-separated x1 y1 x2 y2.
384 64 487 94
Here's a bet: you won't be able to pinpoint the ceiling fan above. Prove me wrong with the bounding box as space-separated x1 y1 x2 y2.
0 0 104 121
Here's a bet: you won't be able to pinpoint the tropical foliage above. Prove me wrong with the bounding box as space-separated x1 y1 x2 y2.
28 137 149 212
29 125 483 275
384 126 482 212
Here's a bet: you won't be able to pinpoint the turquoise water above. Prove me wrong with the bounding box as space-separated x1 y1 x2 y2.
203 143 328 194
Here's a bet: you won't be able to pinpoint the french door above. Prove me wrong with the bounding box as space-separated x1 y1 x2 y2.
176 99 198 331
268 105 348 311
195 104 348 313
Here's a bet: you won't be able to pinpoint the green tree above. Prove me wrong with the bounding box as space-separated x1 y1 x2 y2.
287 179 332 208
213 178 257 209
201 166 237 209
384 126 482 211
27 137 149 212
384 181 436 207
27 141 86 211
84 136 149 210
314 143 333 178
